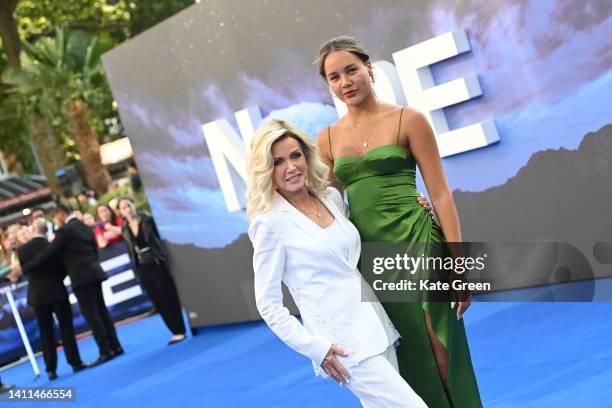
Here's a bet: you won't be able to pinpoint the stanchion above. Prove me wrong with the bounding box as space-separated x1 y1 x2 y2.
1 282 39 377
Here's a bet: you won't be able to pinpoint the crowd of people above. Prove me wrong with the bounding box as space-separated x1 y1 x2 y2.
0 191 186 385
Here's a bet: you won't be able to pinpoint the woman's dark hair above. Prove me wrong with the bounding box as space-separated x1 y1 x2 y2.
96 203 117 225
117 197 136 215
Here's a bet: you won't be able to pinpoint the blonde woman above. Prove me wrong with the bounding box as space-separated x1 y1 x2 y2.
247 119 427 407
314 36 482 407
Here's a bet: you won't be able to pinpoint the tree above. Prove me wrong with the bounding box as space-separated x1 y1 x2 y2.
2 27 113 196
14 0 129 42
0 91 37 175
0 0 195 186
1 48 68 192
0 0 20 69
0 0 68 190
0 0 128 186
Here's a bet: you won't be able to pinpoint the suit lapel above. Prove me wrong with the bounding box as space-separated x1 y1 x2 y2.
274 191 352 268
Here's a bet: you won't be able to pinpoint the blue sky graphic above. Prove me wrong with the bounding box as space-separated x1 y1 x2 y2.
122 1 611 249
148 102 338 249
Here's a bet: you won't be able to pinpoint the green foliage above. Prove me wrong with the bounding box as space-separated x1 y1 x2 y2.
14 0 130 43
97 183 151 214
0 97 36 173
0 38 6 73
1 0 195 173
66 183 151 217
128 0 194 36
13 0 195 42
2 27 117 160
0 75 36 173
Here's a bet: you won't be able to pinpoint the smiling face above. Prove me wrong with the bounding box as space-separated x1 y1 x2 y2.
324 50 373 107
97 205 112 222
16 226 31 245
3 233 15 250
82 212 96 227
271 136 309 196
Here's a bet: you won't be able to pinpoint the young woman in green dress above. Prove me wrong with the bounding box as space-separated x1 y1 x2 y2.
314 36 483 408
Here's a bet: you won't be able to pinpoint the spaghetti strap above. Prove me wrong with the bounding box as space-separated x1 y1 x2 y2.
396 107 404 146
327 125 334 160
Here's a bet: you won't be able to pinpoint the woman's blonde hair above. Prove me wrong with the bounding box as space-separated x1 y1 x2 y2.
314 35 372 80
246 119 329 219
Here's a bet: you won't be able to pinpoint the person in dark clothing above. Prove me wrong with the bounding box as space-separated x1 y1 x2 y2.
128 161 142 192
16 218 89 380
118 197 186 345
21 204 123 366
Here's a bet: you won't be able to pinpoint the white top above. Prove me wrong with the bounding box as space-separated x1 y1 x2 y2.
322 220 349 261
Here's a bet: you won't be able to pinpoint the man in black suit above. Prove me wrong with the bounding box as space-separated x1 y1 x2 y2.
22 204 123 366
16 218 88 380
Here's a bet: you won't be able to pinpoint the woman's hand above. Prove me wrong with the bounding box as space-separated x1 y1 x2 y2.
104 223 122 234
451 290 472 320
451 301 471 320
449 260 472 320
7 263 22 282
321 344 351 384
417 192 434 217
96 234 108 249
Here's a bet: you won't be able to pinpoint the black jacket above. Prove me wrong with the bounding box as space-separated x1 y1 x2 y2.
22 218 107 289
121 213 168 268
17 237 68 306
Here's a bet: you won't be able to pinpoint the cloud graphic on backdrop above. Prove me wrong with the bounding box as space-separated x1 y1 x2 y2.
200 83 236 123
418 0 612 192
113 0 611 246
262 101 338 138
136 153 219 190
148 101 338 249
148 185 249 249
240 75 323 112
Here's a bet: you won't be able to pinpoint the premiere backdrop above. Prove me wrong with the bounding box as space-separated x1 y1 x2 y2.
102 0 612 328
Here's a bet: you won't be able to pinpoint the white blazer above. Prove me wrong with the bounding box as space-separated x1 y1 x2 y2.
248 187 399 376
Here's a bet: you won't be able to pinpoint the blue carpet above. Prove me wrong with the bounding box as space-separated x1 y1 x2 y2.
2 303 612 407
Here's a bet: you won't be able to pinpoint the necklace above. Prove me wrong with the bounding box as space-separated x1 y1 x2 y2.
347 100 383 151
288 192 321 218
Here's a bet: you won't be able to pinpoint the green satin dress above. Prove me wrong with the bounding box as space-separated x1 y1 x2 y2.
331 108 483 408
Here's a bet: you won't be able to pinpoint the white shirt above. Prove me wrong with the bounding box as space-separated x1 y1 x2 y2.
321 220 349 261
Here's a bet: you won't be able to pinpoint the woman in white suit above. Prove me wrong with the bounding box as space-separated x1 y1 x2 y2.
246 119 427 407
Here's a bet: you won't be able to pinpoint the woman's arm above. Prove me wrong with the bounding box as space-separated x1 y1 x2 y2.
316 127 344 194
105 223 122 234
249 218 332 367
95 227 108 248
404 109 472 318
404 109 462 242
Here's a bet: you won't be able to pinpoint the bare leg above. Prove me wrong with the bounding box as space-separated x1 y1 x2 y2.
424 310 454 406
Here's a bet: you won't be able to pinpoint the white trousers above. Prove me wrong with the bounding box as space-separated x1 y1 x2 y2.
346 346 427 408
